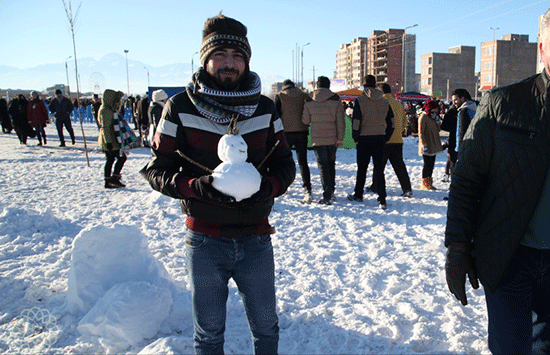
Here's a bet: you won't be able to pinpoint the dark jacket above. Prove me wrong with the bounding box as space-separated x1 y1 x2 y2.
49 96 73 121
141 91 296 238
445 70 550 293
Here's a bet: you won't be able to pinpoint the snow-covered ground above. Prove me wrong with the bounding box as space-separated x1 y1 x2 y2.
0 123 489 354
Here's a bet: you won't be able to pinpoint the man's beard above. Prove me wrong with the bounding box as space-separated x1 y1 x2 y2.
211 68 248 91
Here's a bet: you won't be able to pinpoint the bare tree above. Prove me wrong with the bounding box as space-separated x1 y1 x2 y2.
62 0 90 166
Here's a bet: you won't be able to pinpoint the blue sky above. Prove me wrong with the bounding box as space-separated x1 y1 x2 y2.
1 0 549 92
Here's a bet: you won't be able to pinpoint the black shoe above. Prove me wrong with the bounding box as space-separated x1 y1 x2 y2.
318 198 332 205
59 142 66 147
111 174 126 188
347 194 363 202
72 138 76 145
400 190 412 198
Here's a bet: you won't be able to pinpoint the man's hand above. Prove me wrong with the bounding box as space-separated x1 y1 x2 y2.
191 175 236 204
240 177 272 206
445 243 479 306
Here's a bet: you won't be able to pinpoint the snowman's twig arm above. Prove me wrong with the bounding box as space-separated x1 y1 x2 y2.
257 140 280 169
175 150 214 174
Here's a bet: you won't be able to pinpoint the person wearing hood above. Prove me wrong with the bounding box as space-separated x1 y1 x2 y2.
451 88 477 154
275 79 313 202
302 76 345 205
347 75 394 210
418 100 444 190
147 89 168 145
26 91 49 146
9 95 30 145
98 89 127 188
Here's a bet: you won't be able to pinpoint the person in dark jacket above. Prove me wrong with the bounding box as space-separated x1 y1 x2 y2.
9 95 30 145
141 13 295 354
49 89 75 147
440 103 457 181
26 91 49 145
445 8 550 353
275 79 313 202
0 98 12 134
146 89 167 147
451 88 477 154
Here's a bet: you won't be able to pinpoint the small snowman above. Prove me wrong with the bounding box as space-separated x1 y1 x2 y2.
211 118 261 202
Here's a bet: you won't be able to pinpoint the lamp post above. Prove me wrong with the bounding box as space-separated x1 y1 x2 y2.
65 55 72 97
300 42 311 89
143 66 150 88
191 51 199 74
489 27 499 88
124 49 130 96
402 24 417 93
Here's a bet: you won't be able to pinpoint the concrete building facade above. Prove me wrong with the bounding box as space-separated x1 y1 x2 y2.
479 34 537 91
420 46 476 100
335 29 415 93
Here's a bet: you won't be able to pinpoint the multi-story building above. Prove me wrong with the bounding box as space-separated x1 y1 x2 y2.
479 34 537 92
335 30 415 93
367 29 416 94
270 82 284 101
420 46 476 100
335 37 368 89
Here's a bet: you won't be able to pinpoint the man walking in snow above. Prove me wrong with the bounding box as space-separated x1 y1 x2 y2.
302 76 345 205
445 8 550 353
141 13 295 354
347 75 394 209
275 79 313 202
49 89 75 147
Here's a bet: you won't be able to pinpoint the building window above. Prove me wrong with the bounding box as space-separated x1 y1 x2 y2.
428 57 432 65
428 78 432 85
428 67 432 75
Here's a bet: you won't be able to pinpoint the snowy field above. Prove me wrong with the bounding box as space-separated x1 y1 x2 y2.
0 122 489 354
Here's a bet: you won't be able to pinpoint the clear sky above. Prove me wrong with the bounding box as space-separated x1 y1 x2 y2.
1 0 549 92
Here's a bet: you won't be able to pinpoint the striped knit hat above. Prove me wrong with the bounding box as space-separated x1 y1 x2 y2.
200 13 251 67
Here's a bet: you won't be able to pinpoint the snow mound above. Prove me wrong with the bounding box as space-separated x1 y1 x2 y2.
67 224 176 314
137 335 193 354
77 281 172 353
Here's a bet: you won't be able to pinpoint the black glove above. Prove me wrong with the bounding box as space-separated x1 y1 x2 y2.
191 175 236 204
240 177 272 206
445 243 479 306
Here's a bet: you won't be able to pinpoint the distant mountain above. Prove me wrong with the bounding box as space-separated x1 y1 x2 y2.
0 53 286 98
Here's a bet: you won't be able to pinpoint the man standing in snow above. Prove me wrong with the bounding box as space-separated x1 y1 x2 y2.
367 83 412 198
347 75 394 210
275 79 313 202
302 76 345 205
49 89 75 147
445 8 550 353
141 13 295 354
451 88 476 155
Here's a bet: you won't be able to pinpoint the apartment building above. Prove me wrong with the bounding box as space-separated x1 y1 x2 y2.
479 34 537 91
420 46 476 100
335 37 368 89
335 29 415 93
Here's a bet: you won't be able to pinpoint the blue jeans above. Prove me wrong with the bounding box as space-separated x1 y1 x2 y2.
314 145 337 200
185 229 279 355
484 245 550 354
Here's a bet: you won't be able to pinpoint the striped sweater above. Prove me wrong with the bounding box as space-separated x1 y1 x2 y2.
141 91 296 238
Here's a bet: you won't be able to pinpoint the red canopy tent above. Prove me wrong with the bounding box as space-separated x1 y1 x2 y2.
336 88 363 101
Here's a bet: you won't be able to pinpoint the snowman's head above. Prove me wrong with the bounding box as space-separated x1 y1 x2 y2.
218 134 248 162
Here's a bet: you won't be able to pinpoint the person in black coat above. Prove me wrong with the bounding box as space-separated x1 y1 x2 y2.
0 98 12 134
9 95 31 144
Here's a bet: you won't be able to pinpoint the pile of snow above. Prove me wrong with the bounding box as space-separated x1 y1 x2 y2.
67 224 178 352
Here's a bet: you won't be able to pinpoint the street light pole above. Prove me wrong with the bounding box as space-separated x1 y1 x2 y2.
65 55 72 97
402 24 417 93
124 49 130 96
191 51 199 75
489 27 499 88
301 42 310 90
143 66 150 88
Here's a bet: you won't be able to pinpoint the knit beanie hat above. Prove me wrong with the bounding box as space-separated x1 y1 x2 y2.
200 13 251 67
423 100 439 113
152 89 168 103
